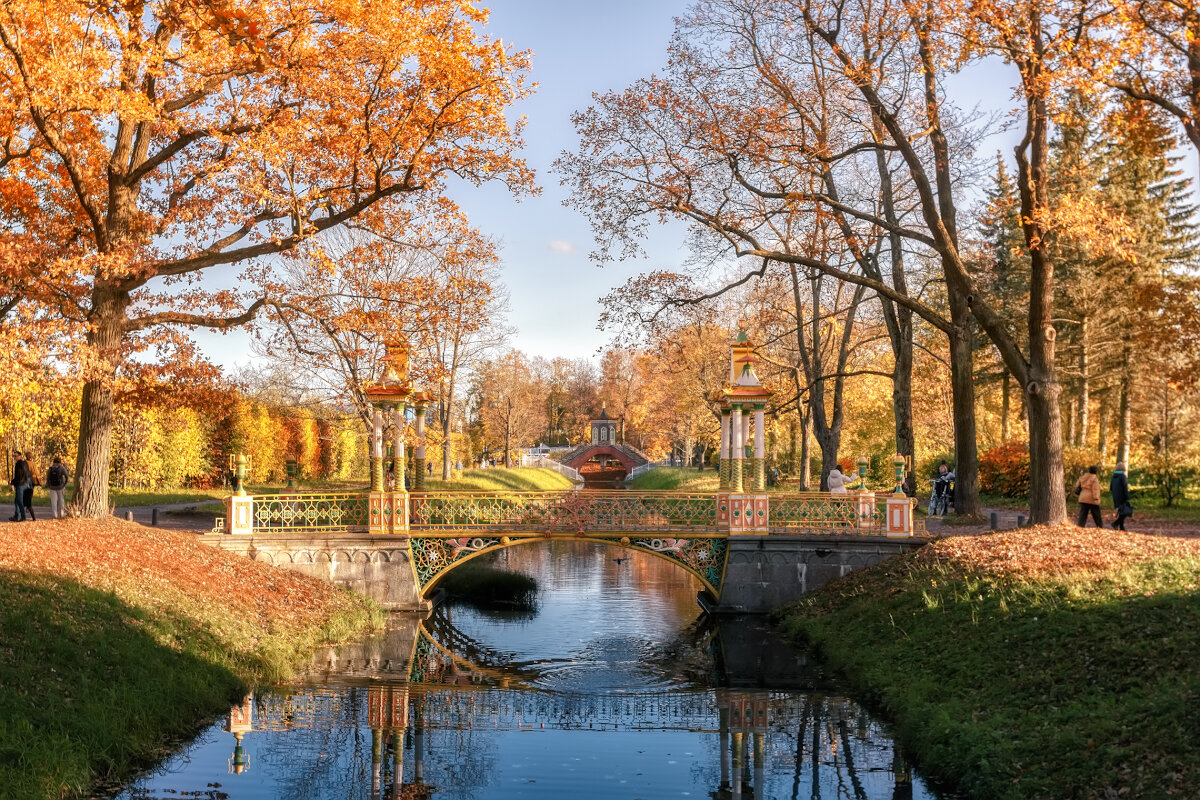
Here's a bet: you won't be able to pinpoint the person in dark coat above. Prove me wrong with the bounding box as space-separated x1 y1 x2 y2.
1110 461 1132 531
9 451 31 522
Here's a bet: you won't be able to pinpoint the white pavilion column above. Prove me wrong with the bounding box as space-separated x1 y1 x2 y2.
414 405 427 491
730 404 744 493
741 411 752 488
752 406 766 490
370 405 385 491
719 409 730 489
393 405 406 492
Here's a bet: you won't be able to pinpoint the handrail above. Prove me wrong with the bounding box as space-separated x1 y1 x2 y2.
225 488 919 536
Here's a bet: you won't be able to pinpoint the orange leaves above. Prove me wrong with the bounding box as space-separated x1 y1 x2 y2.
919 525 1200 582
0 517 365 635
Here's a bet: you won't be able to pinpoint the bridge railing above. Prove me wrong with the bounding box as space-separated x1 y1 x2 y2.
769 492 883 532
250 492 371 532
408 490 719 532
222 489 917 536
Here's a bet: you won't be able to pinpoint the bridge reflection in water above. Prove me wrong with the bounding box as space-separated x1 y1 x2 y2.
121 545 941 800
122 617 934 800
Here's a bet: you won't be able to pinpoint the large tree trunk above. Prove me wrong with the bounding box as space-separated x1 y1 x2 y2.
1001 371 1012 442
72 286 130 517
1078 316 1090 447
1015 36 1067 526
1097 392 1109 463
1118 372 1132 467
948 286 981 517
1027 374 1066 523
799 406 812 490
894 308 916 495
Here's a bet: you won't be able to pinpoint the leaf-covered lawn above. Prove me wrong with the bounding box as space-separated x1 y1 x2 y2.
0 517 379 799
778 526 1200 800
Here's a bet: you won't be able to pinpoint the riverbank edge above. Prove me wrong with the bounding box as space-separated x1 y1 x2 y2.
771 526 1200 800
0 518 385 800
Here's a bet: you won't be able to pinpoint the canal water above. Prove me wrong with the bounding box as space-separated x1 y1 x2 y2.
118 541 946 800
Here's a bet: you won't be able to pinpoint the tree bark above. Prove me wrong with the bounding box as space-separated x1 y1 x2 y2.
1118 368 1132 468
1001 371 1011 442
1078 315 1090 447
948 287 980 517
72 285 131 516
1097 392 1109 463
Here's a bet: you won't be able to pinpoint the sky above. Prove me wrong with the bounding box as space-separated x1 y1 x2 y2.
201 0 693 372
198 1 1199 374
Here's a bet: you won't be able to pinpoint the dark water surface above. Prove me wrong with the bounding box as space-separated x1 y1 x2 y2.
119 541 944 800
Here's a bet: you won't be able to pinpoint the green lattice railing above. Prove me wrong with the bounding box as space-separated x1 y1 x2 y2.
769 492 887 532
251 492 370 532
407 491 718 532
232 489 909 536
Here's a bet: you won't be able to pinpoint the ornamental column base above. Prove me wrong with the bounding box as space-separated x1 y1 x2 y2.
370 491 410 534
729 458 744 493
720 492 768 534
224 495 254 535
413 457 426 491
370 457 385 492
719 458 730 489
856 489 876 529
751 458 765 491
886 493 914 537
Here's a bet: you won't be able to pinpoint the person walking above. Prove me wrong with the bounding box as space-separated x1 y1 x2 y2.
9 450 31 522
827 466 848 493
22 451 39 521
1073 465 1103 528
44 456 69 519
1110 461 1132 531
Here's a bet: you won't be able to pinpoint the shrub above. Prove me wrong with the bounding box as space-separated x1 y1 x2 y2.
978 441 1030 497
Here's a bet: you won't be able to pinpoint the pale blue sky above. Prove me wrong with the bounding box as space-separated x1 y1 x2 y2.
200 0 692 371
200 2 1197 374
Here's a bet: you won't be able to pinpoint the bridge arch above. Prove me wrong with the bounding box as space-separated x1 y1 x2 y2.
414 534 727 599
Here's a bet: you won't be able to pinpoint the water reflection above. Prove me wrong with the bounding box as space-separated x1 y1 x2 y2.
120 543 942 800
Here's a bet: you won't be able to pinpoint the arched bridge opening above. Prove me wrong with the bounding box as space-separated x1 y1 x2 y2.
415 533 726 600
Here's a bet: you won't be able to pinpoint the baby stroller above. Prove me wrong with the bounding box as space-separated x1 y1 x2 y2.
930 471 956 516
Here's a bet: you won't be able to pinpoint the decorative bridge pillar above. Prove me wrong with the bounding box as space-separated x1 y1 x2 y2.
712 329 772 515
886 452 915 537
855 454 875 529
363 340 419 534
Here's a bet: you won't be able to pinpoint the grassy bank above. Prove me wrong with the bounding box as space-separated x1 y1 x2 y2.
626 467 720 492
775 527 1200 800
424 467 576 492
0 518 383 799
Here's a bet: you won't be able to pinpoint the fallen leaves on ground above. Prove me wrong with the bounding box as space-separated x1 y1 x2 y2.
0 517 365 642
919 525 1200 581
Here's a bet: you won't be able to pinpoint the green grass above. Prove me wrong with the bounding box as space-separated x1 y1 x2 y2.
774 540 1200 799
423 467 575 493
0 547 381 798
626 467 721 492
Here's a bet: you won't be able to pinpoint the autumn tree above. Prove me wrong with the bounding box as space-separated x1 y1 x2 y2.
257 211 509 478
471 351 547 466
0 0 533 515
1104 1 1200 154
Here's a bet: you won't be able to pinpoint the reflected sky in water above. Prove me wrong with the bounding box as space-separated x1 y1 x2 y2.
118 541 946 800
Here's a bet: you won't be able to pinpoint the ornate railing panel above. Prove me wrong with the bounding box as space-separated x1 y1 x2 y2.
769 492 883 532
407 491 718 533
251 492 370 532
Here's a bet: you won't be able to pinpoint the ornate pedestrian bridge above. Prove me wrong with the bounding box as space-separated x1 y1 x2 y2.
207 488 927 613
